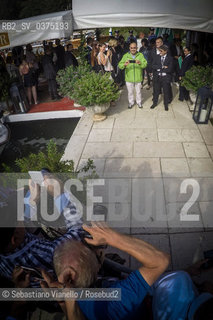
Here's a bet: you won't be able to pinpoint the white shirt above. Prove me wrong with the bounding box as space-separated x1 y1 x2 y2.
98 52 113 72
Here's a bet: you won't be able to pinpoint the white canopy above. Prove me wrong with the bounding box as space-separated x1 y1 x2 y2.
72 0 213 33
0 10 73 49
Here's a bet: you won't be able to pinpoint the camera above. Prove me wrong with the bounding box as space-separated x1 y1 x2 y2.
129 60 136 63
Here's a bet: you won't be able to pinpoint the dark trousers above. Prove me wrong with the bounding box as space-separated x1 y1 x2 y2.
142 68 151 86
153 75 172 109
179 85 189 101
173 59 179 82
48 79 58 99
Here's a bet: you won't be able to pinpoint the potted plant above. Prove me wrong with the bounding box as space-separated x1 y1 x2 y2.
181 66 213 109
56 63 91 105
71 72 120 121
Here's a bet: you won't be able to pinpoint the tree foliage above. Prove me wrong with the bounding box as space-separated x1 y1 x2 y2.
2 140 96 178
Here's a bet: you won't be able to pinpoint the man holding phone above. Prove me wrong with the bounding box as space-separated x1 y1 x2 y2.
118 41 147 109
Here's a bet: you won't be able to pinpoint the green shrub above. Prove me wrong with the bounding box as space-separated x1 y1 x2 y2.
2 140 96 178
181 65 213 92
56 63 92 99
71 72 120 106
1 141 97 207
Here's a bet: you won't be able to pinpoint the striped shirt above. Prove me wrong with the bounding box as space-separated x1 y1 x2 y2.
0 225 83 287
0 192 83 287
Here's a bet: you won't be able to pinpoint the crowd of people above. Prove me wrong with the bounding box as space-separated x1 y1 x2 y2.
0 169 212 319
1 39 79 105
1 28 213 112
84 29 213 111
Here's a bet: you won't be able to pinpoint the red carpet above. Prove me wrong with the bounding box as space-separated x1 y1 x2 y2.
28 97 85 113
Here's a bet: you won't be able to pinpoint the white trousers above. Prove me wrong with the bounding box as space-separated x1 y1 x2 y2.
126 82 142 105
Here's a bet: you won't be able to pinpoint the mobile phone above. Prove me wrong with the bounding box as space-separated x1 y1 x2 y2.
129 60 136 63
21 266 44 281
28 171 44 185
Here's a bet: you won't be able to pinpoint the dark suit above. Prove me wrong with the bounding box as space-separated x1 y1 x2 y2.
65 52 78 68
148 48 161 99
169 43 183 81
152 54 173 109
55 45 65 70
85 45 92 65
179 54 194 101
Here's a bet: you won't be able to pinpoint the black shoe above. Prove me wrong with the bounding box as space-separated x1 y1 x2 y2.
137 104 143 109
150 104 157 109
178 98 184 101
165 106 169 111
128 104 133 109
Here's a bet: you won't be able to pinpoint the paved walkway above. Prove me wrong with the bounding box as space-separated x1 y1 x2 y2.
63 84 213 276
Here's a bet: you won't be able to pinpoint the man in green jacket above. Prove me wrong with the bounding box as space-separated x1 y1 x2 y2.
118 41 147 108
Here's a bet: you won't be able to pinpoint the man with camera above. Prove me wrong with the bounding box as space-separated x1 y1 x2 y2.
118 41 147 109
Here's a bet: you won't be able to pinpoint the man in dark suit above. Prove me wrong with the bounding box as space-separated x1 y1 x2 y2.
169 38 183 82
55 39 65 71
150 45 173 111
148 37 163 101
85 37 93 65
65 44 79 68
179 47 194 102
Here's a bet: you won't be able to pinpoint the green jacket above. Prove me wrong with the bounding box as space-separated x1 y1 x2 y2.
118 52 147 83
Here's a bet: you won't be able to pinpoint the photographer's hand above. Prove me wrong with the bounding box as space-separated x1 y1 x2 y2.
12 266 30 288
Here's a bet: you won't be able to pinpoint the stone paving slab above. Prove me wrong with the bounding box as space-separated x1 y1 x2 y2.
93 117 115 129
131 178 168 233
62 134 88 167
183 142 210 158
199 201 213 229
163 177 213 203
97 178 131 203
134 142 185 158
104 158 161 178
187 158 213 177
114 117 156 129
170 232 213 269
198 125 213 144
156 117 197 129
158 128 203 142
161 158 190 177
88 128 112 142
166 202 204 233
63 86 213 271
82 142 133 159
72 112 93 135
207 145 213 159
103 202 131 231
111 128 158 142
